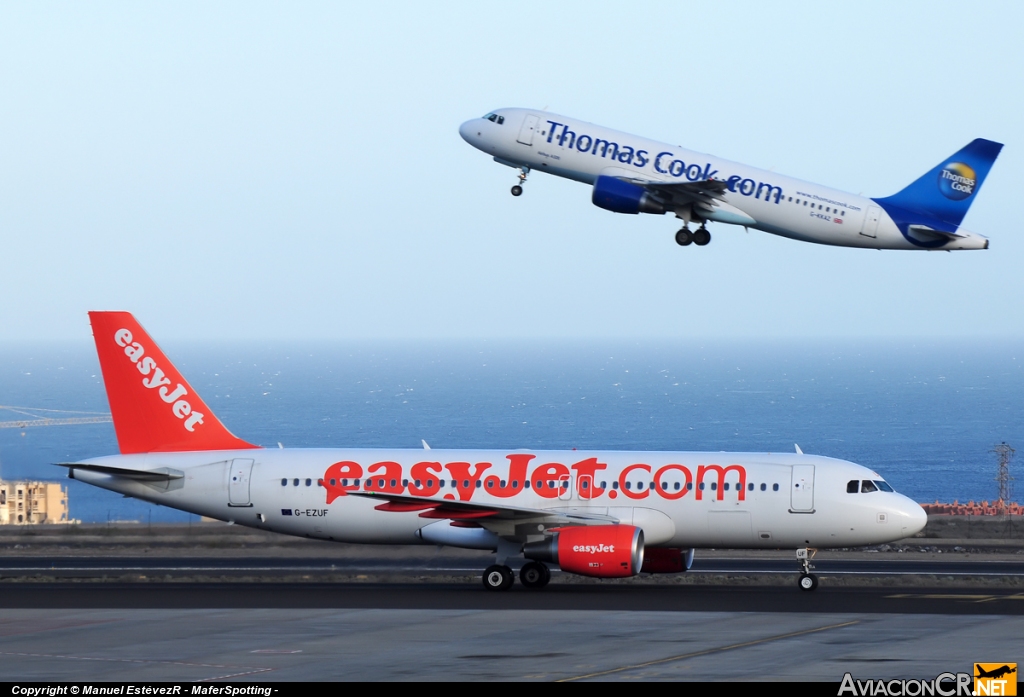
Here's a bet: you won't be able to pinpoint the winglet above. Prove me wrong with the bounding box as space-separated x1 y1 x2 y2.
795 444 803 455
89 312 259 454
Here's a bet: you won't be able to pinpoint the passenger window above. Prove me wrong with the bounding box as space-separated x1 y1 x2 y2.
625 482 632 490
513 480 519 488
772 483 779 491
524 480 530 489
487 480 494 488
674 482 681 490
293 478 299 486
724 483 729 491
687 482 693 490
306 479 312 486
847 480 859 493
760 483 766 491
330 479 336 486
415 480 421 487
581 480 589 489
536 480 544 489
861 480 878 493
438 480 445 488
711 482 717 490
748 483 754 491
281 479 287 486
463 480 470 488
698 483 705 490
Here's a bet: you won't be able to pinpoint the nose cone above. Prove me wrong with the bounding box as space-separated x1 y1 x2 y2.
459 119 477 145
901 499 928 538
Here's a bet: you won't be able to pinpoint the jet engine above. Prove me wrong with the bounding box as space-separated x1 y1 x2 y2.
523 524 644 578
591 176 666 215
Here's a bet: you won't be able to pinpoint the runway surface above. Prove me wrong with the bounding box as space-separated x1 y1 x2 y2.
0 605 1020 682
2 555 1023 578
2 581 1024 615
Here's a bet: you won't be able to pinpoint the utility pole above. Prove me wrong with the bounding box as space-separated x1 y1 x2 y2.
993 442 1015 535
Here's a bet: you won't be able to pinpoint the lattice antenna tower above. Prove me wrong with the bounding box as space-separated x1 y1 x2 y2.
993 442 1015 514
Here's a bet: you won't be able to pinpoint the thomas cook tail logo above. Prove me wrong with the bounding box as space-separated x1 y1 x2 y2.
938 161 977 200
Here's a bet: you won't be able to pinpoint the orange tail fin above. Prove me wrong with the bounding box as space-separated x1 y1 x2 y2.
89 311 259 454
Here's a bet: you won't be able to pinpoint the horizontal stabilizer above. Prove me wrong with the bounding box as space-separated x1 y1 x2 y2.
58 462 184 482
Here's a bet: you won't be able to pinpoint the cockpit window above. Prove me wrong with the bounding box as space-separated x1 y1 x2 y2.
861 480 878 493
874 480 894 492
487 114 498 122
847 480 859 493
481 113 505 125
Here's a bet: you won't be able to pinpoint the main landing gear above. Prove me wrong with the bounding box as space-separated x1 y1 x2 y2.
675 225 711 247
481 561 552 591
510 166 529 197
797 548 819 591
519 561 551 589
483 564 515 591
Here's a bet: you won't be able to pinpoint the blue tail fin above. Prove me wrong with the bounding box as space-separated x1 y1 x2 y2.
874 138 1003 229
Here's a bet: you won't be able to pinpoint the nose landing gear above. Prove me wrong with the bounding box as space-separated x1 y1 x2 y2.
510 167 530 196
796 548 819 591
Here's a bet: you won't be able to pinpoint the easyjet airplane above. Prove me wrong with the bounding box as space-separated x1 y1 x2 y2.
63 312 927 591
459 108 1002 250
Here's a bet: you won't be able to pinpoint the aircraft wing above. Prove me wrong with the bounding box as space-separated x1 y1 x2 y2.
638 178 730 212
349 490 619 527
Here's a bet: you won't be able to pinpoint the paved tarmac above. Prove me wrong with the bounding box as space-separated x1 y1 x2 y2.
2 555 1023 578
0 605 1020 682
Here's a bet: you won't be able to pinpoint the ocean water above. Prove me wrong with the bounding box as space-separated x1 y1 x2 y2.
0 339 1021 523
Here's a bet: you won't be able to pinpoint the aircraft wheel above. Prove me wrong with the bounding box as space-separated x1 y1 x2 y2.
798 573 819 592
511 185 523 197
483 564 515 591
520 561 551 589
675 229 693 246
693 228 711 246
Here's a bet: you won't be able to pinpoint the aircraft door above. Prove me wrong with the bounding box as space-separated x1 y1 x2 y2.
228 458 255 507
517 114 539 146
860 206 881 238
789 465 815 513
558 473 572 501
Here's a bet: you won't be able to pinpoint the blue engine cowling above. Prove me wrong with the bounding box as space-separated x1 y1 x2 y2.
592 176 666 215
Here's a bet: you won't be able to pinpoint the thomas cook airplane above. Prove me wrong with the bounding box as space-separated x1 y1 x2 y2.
62 312 927 592
460 108 1002 250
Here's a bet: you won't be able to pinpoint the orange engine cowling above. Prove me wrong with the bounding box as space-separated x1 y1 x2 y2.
523 525 644 578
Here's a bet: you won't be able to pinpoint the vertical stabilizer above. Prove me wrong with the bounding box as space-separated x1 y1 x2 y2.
874 138 1003 230
89 311 259 454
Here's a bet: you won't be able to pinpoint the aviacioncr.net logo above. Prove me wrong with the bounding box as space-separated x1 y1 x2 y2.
938 161 977 200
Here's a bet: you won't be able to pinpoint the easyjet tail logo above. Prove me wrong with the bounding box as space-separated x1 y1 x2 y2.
113 328 205 432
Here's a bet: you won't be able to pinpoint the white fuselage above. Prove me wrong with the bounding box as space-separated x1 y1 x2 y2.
459 108 988 250
72 448 926 550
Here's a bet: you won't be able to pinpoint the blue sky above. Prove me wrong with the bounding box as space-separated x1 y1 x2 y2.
1 1 1021 342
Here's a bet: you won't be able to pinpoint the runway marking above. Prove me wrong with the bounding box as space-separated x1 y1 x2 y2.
886 593 1024 603
555 619 860 682
0 650 274 681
